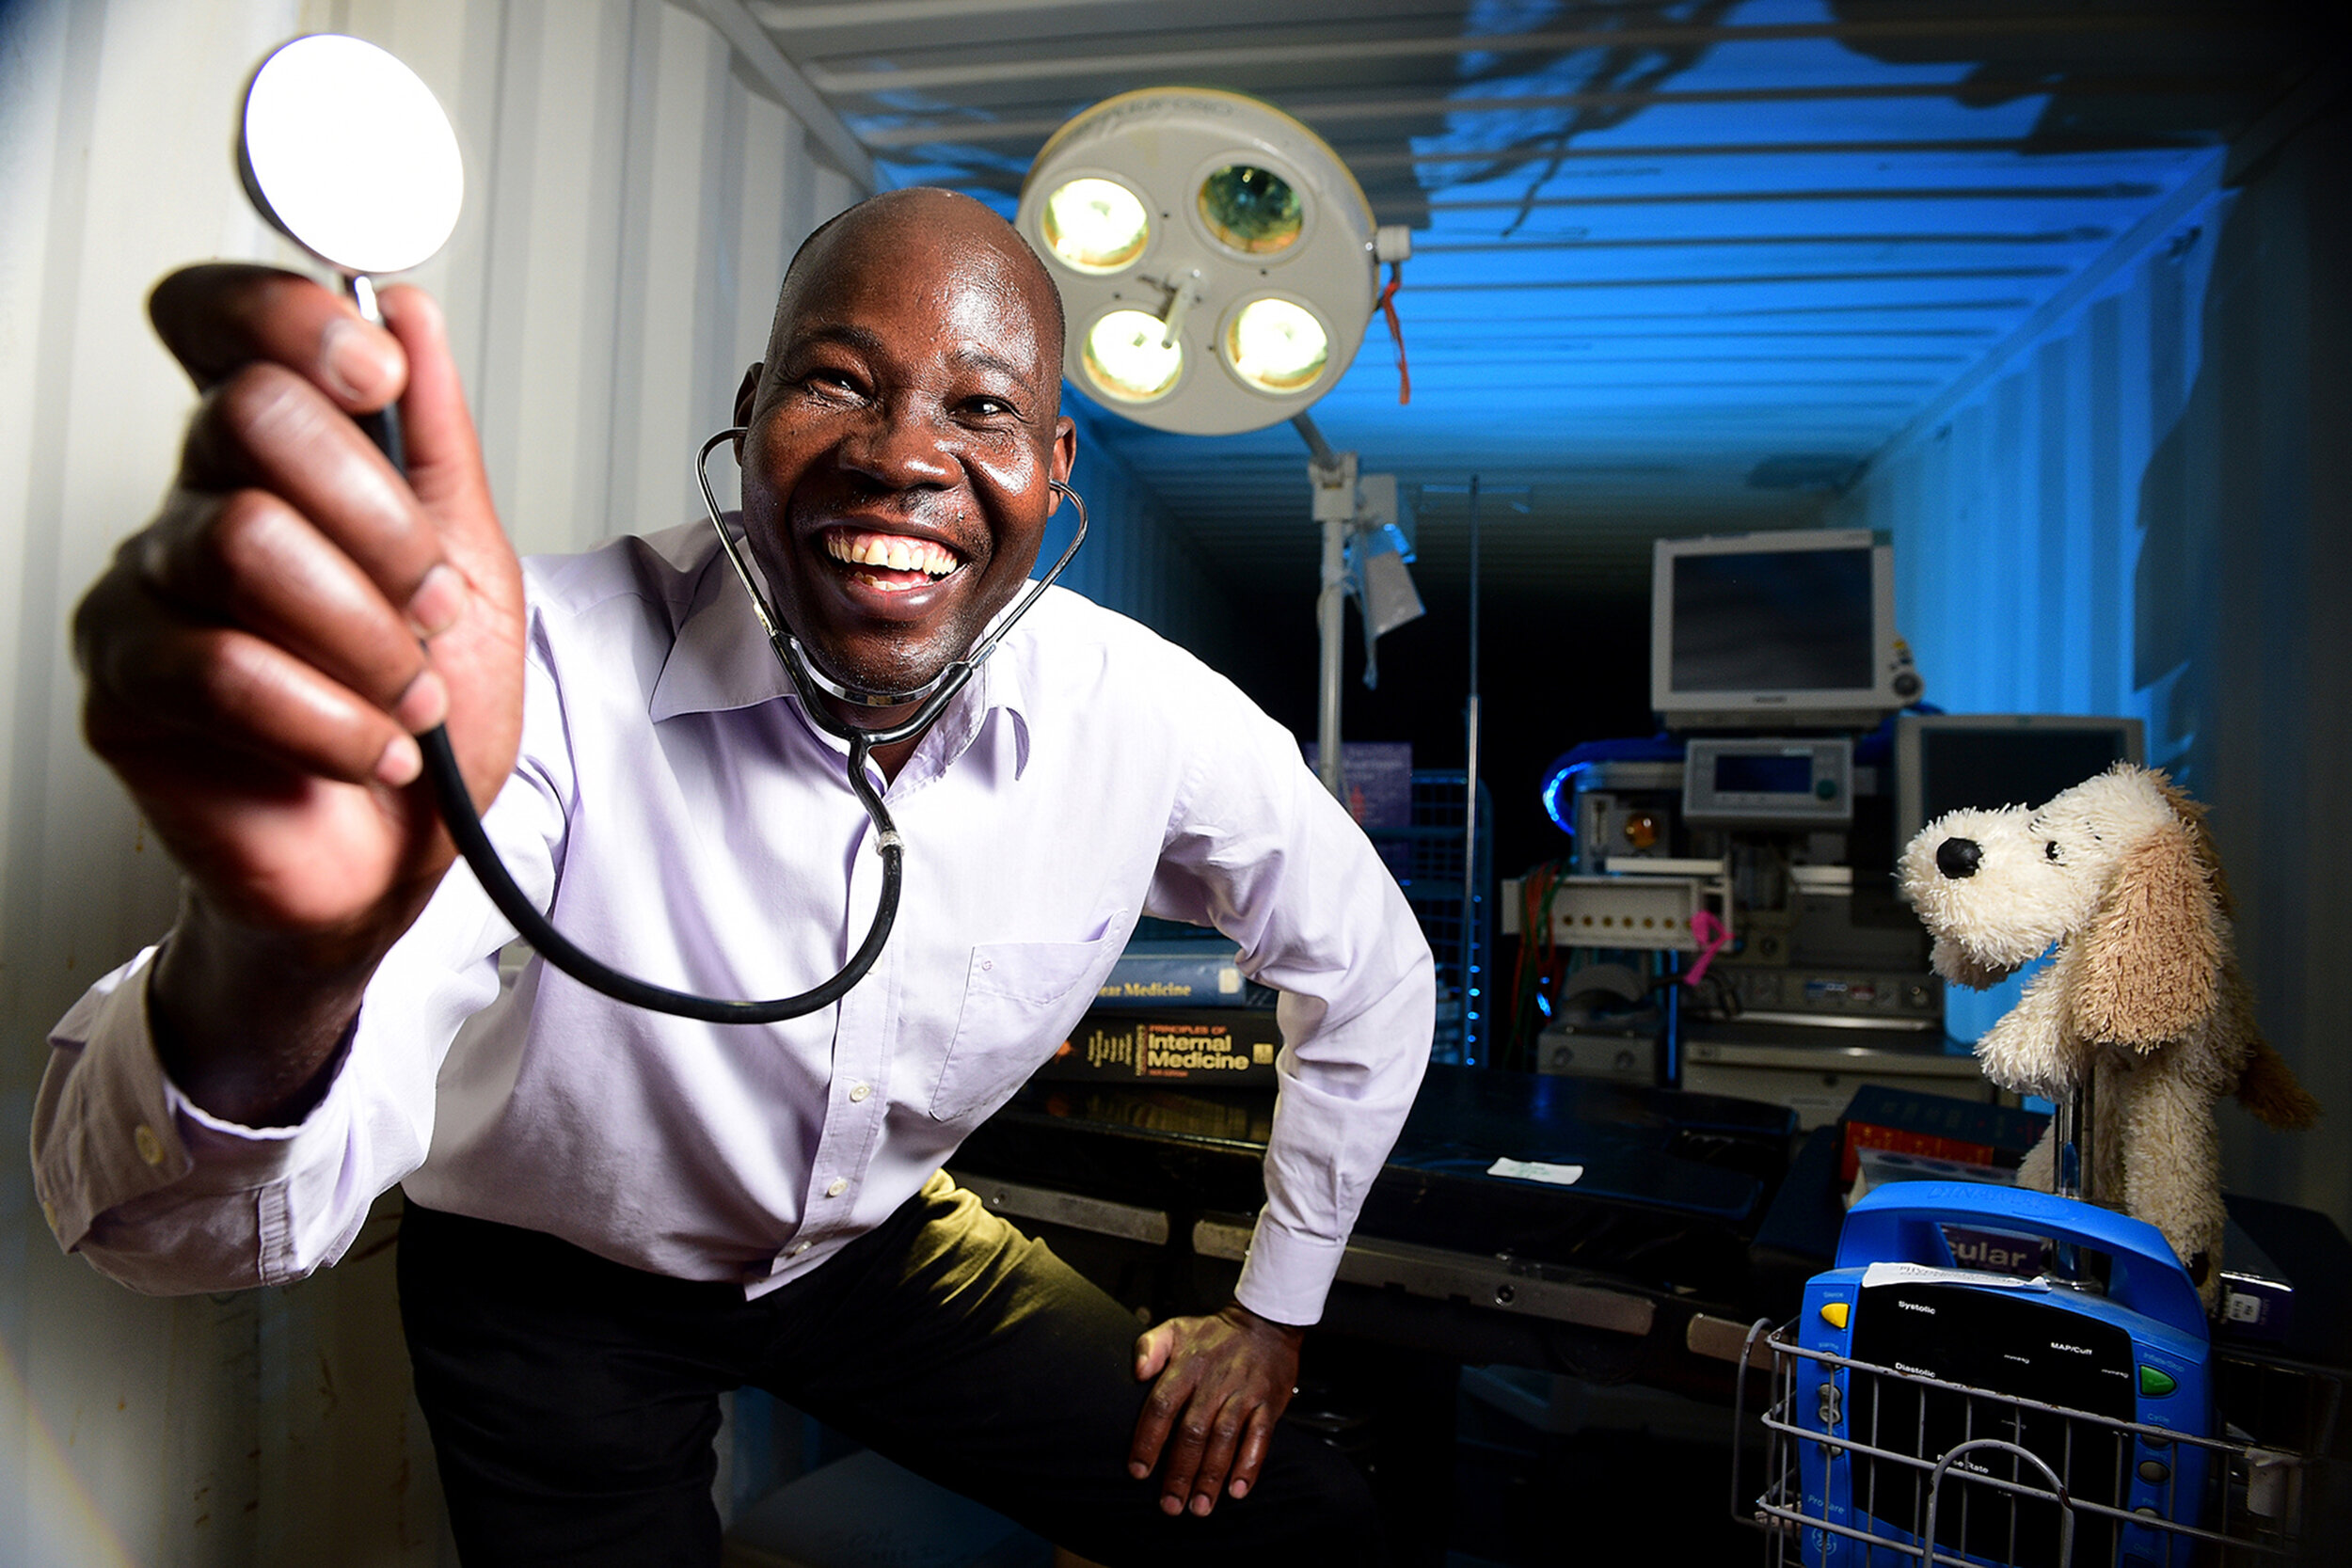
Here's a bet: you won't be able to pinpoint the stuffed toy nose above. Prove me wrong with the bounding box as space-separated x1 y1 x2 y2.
1935 837 1982 879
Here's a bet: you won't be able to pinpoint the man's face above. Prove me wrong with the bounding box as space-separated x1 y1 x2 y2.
737 211 1075 704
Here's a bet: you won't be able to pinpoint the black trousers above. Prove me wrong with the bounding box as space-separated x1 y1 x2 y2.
397 1173 1384 1567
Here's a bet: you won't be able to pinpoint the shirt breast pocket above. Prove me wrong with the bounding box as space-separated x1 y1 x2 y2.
930 926 1126 1123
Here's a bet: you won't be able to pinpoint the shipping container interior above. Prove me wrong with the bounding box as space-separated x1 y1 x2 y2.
3 0 2347 1563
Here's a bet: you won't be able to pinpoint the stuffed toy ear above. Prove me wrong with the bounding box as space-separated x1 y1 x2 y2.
2068 818 2222 1048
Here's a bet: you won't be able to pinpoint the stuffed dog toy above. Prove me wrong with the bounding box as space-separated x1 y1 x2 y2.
1899 763 2318 1309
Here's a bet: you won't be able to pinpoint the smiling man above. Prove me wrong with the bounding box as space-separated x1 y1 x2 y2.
34 188 1433 1566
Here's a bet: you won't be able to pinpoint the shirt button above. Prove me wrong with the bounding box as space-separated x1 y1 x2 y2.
825 1178 849 1198
790 1242 811 1257
134 1124 166 1167
849 1083 871 1103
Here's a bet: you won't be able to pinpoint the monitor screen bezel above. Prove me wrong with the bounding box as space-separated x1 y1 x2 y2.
1894 712 2149 847
1649 529 1898 726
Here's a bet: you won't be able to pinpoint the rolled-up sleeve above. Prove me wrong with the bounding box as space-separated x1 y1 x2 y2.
1146 683 1435 1326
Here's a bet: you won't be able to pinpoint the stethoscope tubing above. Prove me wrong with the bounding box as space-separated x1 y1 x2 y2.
357 338 1083 1023
417 721 905 1024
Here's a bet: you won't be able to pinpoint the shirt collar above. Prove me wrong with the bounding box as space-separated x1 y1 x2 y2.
647 545 793 722
647 530 1034 779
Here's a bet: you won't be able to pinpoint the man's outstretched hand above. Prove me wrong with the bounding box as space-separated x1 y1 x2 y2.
1128 1302 1304 1517
77 263 525 1126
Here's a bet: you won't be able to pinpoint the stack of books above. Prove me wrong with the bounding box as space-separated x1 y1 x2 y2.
1035 933 1280 1087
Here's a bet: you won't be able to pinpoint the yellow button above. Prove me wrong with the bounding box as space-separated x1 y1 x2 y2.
825 1178 848 1198
40 1199 57 1232
1819 1301 1850 1331
791 1242 811 1257
134 1124 165 1167
849 1083 871 1103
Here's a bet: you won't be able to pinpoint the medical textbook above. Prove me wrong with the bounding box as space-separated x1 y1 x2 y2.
1095 941 1265 1007
1036 1006 1281 1087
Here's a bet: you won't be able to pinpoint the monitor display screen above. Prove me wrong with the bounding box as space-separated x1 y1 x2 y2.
1712 751 1815 795
1667 546 1876 695
1917 727 2134 821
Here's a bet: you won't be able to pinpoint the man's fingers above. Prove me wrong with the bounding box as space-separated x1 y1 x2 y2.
151 263 404 412
1126 1352 1192 1484
151 270 504 618
1156 1388 1224 1517
138 490 448 732
177 367 461 636
1227 1406 1276 1500
1185 1393 1250 1516
79 573 423 789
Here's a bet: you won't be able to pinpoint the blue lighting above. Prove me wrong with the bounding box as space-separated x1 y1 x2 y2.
1538 736 1688 835
866 0 2265 670
1539 761 1590 835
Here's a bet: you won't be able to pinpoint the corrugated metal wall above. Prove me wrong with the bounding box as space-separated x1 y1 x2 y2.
1051 405 1245 660
0 1 1232 1561
1841 203 2217 748
1834 107 2352 1236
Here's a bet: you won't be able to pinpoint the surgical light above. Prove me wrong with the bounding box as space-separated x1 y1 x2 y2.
1041 177 1149 275
1020 88 1417 818
1017 87 1409 436
1083 309 1184 402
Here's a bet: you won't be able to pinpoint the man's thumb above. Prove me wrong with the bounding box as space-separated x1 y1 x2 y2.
377 285 492 531
1134 1323 1171 1381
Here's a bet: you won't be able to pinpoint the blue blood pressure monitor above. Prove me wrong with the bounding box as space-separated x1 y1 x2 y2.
1798 1182 2212 1567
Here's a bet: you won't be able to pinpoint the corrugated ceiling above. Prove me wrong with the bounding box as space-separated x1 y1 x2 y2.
746 0 2332 596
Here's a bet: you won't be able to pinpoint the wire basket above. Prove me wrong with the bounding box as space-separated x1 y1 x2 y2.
1732 1319 2344 1566
1363 770 1492 1065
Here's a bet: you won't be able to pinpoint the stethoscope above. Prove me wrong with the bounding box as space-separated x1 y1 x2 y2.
414 433 1088 1024
233 33 1092 1024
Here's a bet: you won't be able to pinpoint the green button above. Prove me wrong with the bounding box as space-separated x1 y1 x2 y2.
2139 1366 2177 1397
1816 779 1838 800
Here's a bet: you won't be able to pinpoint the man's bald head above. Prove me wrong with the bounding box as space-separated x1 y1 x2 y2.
762 187 1065 401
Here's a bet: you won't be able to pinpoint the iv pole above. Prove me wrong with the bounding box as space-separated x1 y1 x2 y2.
1294 411 1356 800
2050 1066 2100 1288
1293 412 1476 1056
1461 475 1482 1063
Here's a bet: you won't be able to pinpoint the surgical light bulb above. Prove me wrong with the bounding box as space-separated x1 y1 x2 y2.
1083 309 1184 402
1198 165 1301 257
1041 178 1149 275
1225 298 1327 393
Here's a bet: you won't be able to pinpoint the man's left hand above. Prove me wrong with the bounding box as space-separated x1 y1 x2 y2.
1127 1301 1304 1516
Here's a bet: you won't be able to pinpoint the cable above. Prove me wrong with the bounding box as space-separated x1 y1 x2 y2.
1373 261 1409 405
1506 859 1570 1069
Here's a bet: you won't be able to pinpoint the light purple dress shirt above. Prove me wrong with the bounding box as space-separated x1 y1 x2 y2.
32 524 1435 1326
